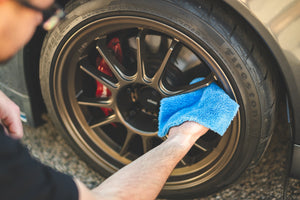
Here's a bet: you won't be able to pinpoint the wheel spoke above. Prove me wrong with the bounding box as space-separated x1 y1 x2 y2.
157 81 179 97
141 136 153 154
173 73 217 96
157 72 217 97
158 35 170 55
90 114 117 129
120 130 135 156
180 159 187 166
151 39 178 86
194 143 208 152
77 96 112 108
136 29 149 82
79 60 119 93
96 38 134 84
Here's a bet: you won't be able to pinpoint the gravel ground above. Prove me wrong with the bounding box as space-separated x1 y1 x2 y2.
22 112 300 199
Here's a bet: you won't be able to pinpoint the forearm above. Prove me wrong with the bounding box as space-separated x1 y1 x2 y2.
91 123 208 200
93 137 190 199
75 141 185 200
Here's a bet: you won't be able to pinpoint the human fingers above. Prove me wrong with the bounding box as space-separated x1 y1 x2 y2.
0 91 23 139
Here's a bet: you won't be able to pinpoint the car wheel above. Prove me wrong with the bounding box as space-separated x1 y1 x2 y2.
40 0 278 198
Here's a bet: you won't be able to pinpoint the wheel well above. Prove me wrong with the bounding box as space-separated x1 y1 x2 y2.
23 28 48 126
221 0 290 126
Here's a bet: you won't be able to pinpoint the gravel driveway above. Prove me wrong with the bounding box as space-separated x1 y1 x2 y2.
21 104 300 199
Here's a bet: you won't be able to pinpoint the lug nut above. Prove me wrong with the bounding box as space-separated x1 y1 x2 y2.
129 110 136 117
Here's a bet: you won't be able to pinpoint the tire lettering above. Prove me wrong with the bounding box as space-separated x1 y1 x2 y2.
252 110 258 117
222 46 260 132
232 57 237 63
241 73 247 80
246 82 251 89
225 48 233 56
251 100 256 107
235 63 242 70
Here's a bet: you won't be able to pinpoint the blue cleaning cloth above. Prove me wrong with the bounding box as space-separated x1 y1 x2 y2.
158 78 239 137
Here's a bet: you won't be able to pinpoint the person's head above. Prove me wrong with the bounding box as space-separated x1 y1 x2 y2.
0 0 63 62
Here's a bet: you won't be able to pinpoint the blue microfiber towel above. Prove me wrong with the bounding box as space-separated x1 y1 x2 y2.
158 78 239 137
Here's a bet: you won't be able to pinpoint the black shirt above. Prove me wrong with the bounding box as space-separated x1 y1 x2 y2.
0 125 79 200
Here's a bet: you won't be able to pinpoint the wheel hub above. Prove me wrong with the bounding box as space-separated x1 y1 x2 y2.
117 84 162 133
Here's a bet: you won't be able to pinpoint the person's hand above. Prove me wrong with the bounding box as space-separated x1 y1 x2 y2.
168 121 209 145
0 90 23 139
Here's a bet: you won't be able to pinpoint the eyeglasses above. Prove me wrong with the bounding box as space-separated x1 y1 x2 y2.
16 0 65 31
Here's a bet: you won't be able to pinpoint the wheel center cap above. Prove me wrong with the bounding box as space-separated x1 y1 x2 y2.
117 84 162 133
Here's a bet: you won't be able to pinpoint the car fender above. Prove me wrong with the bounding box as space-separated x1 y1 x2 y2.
223 0 300 178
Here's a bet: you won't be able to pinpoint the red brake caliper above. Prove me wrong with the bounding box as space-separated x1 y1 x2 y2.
95 37 123 118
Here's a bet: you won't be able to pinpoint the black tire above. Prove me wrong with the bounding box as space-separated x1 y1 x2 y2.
40 0 278 198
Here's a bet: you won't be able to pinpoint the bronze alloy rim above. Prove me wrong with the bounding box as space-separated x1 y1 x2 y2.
52 16 241 189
